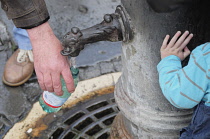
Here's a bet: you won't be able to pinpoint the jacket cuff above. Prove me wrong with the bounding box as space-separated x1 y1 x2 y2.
19 16 50 29
12 9 50 29
157 55 181 72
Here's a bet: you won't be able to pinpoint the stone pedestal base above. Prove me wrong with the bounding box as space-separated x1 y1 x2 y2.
110 112 133 139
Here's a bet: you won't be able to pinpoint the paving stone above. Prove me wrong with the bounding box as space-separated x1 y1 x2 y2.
113 56 122 71
22 82 42 103
0 22 32 138
0 22 10 43
78 56 122 80
100 61 115 74
83 64 101 80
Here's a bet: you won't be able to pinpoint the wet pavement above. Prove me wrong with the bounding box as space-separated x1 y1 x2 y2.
0 0 122 138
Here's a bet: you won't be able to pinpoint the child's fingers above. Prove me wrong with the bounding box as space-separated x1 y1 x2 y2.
161 35 170 49
183 47 191 59
168 31 182 47
179 33 193 50
174 31 189 48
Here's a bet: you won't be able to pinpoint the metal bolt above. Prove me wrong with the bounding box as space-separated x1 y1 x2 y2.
104 14 113 23
71 27 80 34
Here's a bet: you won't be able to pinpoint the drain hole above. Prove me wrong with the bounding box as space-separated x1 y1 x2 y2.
86 125 102 136
98 133 109 139
51 128 64 138
87 101 109 111
116 107 120 111
64 112 85 125
94 108 114 119
63 132 75 139
103 116 115 126
74 117 93 130
111 99 115 103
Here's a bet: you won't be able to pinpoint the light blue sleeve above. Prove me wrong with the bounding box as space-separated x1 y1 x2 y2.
157 50 208 109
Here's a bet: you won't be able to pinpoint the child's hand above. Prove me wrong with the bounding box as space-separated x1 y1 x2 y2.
160 31 193 61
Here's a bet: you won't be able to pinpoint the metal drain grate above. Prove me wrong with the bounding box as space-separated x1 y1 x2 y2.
39 93 119 139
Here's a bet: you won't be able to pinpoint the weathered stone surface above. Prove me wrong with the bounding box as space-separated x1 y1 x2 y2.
78 5 88 13
113 0 210 138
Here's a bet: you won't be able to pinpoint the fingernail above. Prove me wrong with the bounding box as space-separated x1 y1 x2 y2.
56 92 63 96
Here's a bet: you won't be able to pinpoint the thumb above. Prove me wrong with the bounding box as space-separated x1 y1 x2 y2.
183 47 191 59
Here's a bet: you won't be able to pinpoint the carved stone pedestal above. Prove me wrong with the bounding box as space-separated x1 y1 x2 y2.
111 0 210 138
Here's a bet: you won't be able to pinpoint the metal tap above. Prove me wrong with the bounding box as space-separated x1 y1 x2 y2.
61 5 133 57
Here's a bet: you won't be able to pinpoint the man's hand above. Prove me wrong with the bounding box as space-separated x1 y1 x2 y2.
160 31 193 61
27 22 75 96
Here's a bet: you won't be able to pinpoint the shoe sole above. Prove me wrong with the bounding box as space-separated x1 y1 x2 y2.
2 71 34 86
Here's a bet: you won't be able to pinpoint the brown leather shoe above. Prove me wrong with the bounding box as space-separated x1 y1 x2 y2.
2 49 34 86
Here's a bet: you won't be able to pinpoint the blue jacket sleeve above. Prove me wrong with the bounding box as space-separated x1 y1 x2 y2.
157 49 208 109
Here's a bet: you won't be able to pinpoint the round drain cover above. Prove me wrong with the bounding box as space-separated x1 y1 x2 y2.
38 93 119 139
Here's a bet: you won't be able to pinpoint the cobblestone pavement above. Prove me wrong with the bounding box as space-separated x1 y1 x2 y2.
0 0 122 138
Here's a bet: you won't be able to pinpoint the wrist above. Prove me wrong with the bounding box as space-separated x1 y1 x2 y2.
27 22 54 42
161 53 173 60
157 55 181 72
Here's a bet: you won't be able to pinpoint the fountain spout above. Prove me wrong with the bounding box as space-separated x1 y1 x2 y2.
61 5 133 57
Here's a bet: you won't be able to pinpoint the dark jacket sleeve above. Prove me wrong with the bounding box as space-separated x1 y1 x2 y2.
0 0 49 29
